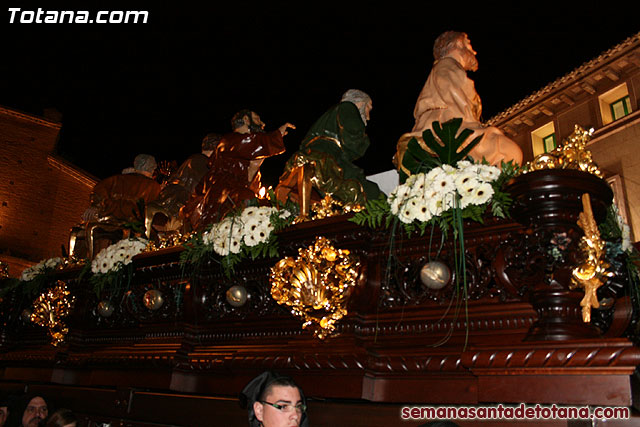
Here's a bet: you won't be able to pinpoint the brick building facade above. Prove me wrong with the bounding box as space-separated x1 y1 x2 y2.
489 32 640 241
0 106 97 277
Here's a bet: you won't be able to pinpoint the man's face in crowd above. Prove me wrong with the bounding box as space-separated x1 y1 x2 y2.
253 385 303 427
22 397 47 427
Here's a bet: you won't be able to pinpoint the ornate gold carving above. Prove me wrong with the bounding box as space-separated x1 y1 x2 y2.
571 193 614 322
523 125 603 177
146 231 194 251
270 236 362 339
30 280 75 346
310 195 362 220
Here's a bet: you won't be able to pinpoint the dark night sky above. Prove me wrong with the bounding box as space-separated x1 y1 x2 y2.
2 2 638 187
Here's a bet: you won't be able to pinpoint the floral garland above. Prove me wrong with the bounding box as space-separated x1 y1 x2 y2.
181 204 295 277
91 238 148 274
21 257 63 282
202 206 289 256
89 237 148 296
352 159 516 236
0 256 65 299
388 160 504 226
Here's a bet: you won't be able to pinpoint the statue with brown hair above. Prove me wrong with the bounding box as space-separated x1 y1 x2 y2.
395 31 522 175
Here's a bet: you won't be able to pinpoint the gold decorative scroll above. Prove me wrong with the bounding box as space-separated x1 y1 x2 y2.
270 236 362 339
31 280 75 346
523 125 603 177
310 195 362 220
571 193 614 322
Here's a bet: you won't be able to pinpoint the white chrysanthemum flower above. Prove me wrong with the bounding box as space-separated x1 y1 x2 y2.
278 209 291 219
20 270 35 281
256 222 274 243
425 167 443 182
202 230 214 245
228 237 242 254
455 172 479 193
214 218 232 236
44 257 62 269
241 206 259 221
477 164 501 182
433 173 455 195
388 184 410 215
469 182 494 205
397 205 415 224
413 196 432 222
243 216 266 246
213 238 230 256
459 194 474 209
457 160 473 169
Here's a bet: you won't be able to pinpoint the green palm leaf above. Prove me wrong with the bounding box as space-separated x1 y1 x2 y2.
402 118 483 175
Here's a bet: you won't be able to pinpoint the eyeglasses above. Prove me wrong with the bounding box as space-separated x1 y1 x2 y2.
260 401 306 413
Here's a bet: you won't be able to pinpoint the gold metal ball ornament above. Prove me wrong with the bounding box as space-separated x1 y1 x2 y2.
143 289 164 310
420 260 451 290
21 308 33 323
97 300 115 317
226 285 248 307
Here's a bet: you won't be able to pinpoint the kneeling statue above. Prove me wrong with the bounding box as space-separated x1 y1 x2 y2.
395 31 522 176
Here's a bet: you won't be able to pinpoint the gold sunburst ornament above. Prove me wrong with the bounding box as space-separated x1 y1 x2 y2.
30 280 75 346
270 236 362 339
571 193 614 322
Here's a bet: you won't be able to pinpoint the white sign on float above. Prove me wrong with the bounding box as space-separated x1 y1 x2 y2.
366 169 399 196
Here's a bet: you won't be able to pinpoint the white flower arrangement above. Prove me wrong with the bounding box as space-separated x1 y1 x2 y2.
91 238 148 275
21 257 63 281
388 160 501 224
202 206 289 256
180 204 295 278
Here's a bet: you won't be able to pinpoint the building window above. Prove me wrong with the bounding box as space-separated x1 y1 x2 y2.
542 133 556 153
531 122 556 157
599 83 632 125
610 95 632 121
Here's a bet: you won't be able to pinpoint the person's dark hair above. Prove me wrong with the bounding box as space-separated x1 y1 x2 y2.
258 376 300 401
231 109 254 130
6 393 52 427
433 31 466 61
240 371 308 427
46 408 76 427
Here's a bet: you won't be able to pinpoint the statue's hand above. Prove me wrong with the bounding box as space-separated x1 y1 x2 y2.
279 123 296 136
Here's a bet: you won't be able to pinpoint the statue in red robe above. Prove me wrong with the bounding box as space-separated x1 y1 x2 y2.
182 110 294 230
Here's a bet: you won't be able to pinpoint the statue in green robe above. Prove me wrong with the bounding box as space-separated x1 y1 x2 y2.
277 89 381 209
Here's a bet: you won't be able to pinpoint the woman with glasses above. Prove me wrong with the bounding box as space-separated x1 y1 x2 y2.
240 371 308 427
